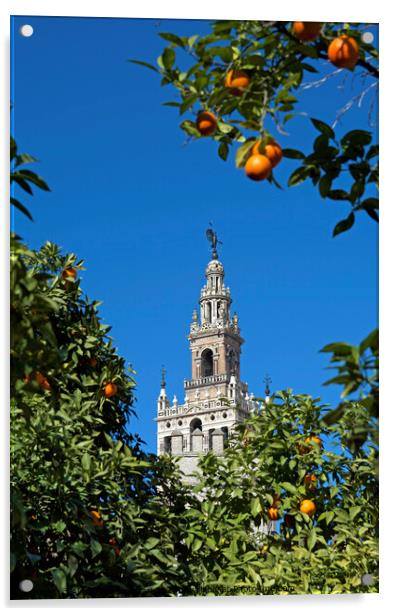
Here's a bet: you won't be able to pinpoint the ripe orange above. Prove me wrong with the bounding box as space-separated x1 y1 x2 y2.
62 267 77 280
225 69 250 96
299 499 316 517
305 435 322 449
328 35 359 69
35 371 51 391
292 22 321 41
252 139 283 168
104 382 117 398
109 537 120 556
90 510 104 527
304 473 317 486
245 154 272 181
88 357 98 368
268 506 279 521
196 111 218 136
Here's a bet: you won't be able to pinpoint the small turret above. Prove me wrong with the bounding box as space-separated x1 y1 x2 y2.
157 366 169 415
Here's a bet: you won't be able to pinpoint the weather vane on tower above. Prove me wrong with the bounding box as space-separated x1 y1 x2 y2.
206 223 223 260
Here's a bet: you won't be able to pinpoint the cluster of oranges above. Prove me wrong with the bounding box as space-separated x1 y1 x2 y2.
90 511 120 555
266 433 321 524
195 23 360 182
267 493 317 523
292 22 360 70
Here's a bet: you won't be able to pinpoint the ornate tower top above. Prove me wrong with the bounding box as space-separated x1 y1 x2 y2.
155 229 260 477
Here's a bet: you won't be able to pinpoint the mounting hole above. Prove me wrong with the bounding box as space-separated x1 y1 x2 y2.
178 420 182 426
222 412 227 419
19 579 34 592
361 31 374 44
210 414 215 420
166 421 171 428
20 24 34 37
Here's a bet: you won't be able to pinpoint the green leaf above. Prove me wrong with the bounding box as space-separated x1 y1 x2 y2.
81 452 91 472
349 506 361 520
235 139 255 168
217 121 233 134
90 538 102 558
366 144 379 160
251 496 262 517
281 481 297 494
179 94 198 114
341 130 372 147
307 528 317 551
10 197 33 221
145 537 160 550
327 189 350 201
218 142 229 161
320 342 352 354
162 48 176 70
288 166 311 187
319 175 332 197
206 536 217 550
15 153 38 166
51 568 67 594
128 59 159 73
282 148 305 160
359 328 378 353
16 169 50 191
333 213 355 237
350 180 365 204
188 35 199 48
159 32 185 47
180 120 201 138
311 118 335 139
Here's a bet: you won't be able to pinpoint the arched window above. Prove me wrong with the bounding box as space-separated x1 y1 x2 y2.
201 348 214 377
190 417 202 433
190 417 203 451
163 436 171 453
221 427 229 448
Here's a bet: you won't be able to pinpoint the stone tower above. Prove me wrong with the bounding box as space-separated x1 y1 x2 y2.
155 231 258 482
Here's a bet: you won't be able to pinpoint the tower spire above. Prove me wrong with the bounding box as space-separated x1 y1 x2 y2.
161 365 166 389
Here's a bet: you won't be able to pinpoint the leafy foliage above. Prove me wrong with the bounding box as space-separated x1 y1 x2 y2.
321 329 378 455
133 20 378 234
10 137 50 221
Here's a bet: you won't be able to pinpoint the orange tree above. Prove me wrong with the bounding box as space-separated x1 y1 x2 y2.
131 20 378 235
10 141 201 598
174 385 378 595
10 234 205 598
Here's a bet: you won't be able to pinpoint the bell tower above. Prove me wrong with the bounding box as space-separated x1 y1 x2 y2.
155 229 258 482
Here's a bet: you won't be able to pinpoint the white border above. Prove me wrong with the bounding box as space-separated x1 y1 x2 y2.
1 1 393 614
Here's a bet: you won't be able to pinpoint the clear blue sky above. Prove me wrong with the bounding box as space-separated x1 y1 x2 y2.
11 16 378 453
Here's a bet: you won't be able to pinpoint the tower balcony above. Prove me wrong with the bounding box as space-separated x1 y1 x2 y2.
184 373 230 389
